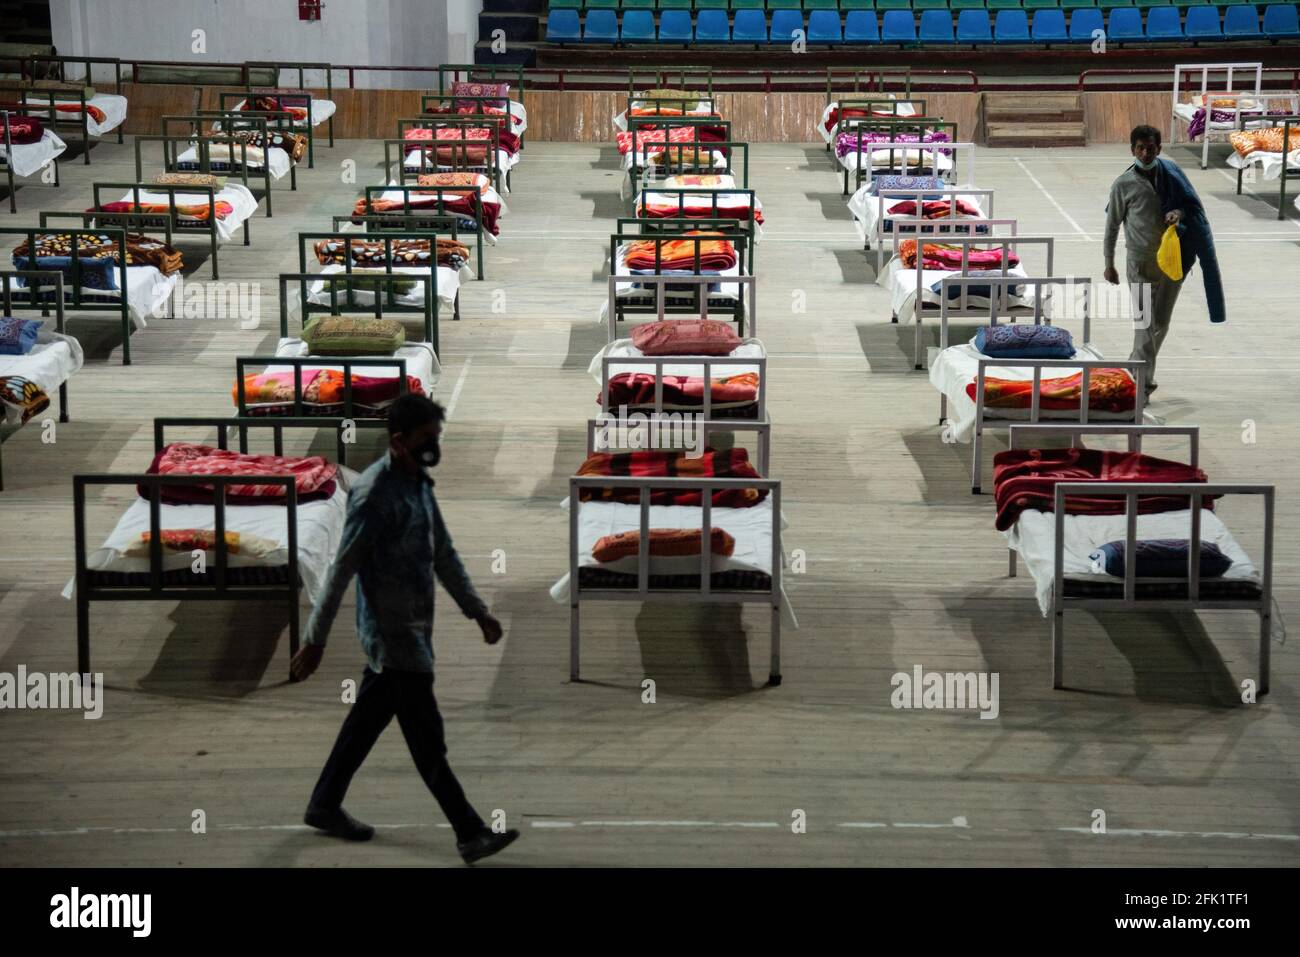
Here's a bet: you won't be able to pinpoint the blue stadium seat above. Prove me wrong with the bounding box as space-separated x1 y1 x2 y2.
696 9 732 42
844 9 882 41
1108 7 1144 37
583 9 619 41
620 9 656 41
1031 8 1069 40
1223 4 1262 37
920 9 957 41
1184 5 1224 37
1068 7 1105 40
658 10 694 42
957 8 994 41
732 9 769 42
994 9 1032 41
1145 6 1184 36
808 10 844 42
547 9 581 42
770 9 806 43
882 9 919 42
1263 3 1300 37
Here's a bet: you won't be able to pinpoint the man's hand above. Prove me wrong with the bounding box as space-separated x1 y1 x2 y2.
1165 209 1183 225
476 613 504 645
291 643 324 682
1103 266 1119 286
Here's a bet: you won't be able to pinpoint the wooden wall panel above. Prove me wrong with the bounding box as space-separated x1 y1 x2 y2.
1084 91 1174 145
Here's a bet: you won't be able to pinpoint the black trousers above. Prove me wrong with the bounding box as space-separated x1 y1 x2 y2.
309 667 485 843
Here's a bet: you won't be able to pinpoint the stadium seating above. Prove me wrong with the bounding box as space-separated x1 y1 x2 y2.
697 9 731 41
584 9 619 42
621 9 657 41
808 10 846 41
547 9 581 42
1223 4 1263 37
1145 6 1185 36
1108 7 1146 38
994 9 1032 40
882 8 919 41
658 9 693 42
1185 5 1225 37
957 8 995 41
844 9 882 40
1263 3 1300 37
1031 8 1070 40
733 8 769 42
770 8 806 43
1068 6 1105 39
920 8 957 40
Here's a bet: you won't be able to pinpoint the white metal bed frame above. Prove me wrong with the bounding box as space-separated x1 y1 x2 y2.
1170 62 1263 169
860 185 996 273
1005 423 1274 694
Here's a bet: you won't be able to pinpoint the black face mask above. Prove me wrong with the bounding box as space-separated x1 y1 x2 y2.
416 437 441 469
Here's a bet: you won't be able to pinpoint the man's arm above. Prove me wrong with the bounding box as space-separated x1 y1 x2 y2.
302 490 384 649
1103 180 1125 272
430 494 489 621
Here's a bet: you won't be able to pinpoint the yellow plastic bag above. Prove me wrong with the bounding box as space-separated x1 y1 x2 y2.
1157 224 1183 281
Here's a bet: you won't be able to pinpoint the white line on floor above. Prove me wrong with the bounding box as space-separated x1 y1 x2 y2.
444 356 473 420
1012 156 1094 242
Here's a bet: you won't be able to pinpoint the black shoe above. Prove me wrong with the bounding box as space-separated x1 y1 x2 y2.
304 805 375 841
457 828 520 864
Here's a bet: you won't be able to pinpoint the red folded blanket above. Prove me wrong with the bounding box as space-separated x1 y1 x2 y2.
141 442 338 506
624 233 736 272
992 447 1210 531
576 447 767 509
0 111 44 144
90 200 234 222
886 199 983 219
966 368 1136 413
603 371 759 408
899 239 1019 270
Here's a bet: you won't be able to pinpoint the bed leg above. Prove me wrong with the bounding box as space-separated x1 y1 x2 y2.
454 291 461 322
77 595 90 675
1008 549 1016 578
288 591 301 682
914 316 924 371
768 603 782 687
1259 608 1271 696
1051 610 1064 690
891 311 898 324
569 602 580 682
971 428 983 494
59 381 69 422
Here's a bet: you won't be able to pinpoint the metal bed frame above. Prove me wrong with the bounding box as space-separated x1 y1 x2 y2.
1170 62 1263 169
243 59 338 153
839 117 959 196
391 117 505 194
435 63 527 150
632 185 759 264
81 180 249 280
353 181 488 281
625 115 735 195
133 132 264 210
9 55 127 164
828 96 929 154
936 274 1147 495
610 221 753 328
177 109 303 200
0 270 68 492
421 93 527 155
628 67 715 99
860 185 995 273
825 67 913 104
217 90 322 169
1 223 141 364
330 212 464 318
622 95 719 126
1234 112 1300 221
1 109 61 215
568 417 782 687
1005 423 1274 694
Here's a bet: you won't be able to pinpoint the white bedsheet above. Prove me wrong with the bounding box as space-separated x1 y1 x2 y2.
0 327 84 424
223 98 337 128
176 143 292 180
929 339 1144 444
847 184 987 246
293 262 470 313
109 183 258 242
1172 101 1281 134
63 486 348 606
837 147 952 175
19 265 178 329
269 336 442 394
1006 507 1259 617
1225 147 1300 181
0 130 66 177
27 93 128 136
879 256 1032 322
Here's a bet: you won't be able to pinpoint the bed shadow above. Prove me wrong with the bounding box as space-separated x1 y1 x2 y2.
578 190 627 222
633 601 768 698
805 190 855 221
65 317 134 362
899 426 984 506
832 248 874 286
592 146 621 168
561 320 610 371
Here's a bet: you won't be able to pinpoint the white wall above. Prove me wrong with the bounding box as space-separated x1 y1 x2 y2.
49 0 484 89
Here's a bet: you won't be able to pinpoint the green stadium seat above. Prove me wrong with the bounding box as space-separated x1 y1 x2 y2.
695 0 729 7
1133 0 1168 8
986 0 1022 9
659 0 694 7
585 0 618 7
1023 0 1057 8
548 0 582 9
1061 0 1096 9
621 0 655 8
876 0 910 10
914 0 948 10
840 0 877 8
951 0 987 10
732 0 766 8
804 0 840 9
1095 0 1131 9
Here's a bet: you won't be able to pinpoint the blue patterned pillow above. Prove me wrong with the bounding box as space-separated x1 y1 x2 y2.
870 174 946 199
1090 540 1233 579
0 316 42 356
974 323 1074 359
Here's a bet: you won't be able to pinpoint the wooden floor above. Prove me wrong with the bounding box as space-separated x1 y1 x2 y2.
1 134 1297 867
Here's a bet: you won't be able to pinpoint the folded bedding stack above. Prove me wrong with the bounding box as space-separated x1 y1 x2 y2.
313 237 470 270
898 239 1017 271
576 447 768 509
89 199 235 222
13 232 185 279
834 129 951 160
601 319 759 415
624 233 736 273
143 441 339 504
206 128 307 162
1229 127 1300 158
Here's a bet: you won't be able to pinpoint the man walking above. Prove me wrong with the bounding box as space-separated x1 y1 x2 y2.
290 394 519 865
1103 124 1225 397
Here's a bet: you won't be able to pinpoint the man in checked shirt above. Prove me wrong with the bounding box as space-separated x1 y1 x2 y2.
290 394 519 865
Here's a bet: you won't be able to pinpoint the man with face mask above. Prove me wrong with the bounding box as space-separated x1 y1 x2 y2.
290 394 518 864
1103 124 1225 398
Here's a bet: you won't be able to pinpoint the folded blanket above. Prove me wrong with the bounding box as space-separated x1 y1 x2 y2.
823 105 917 133
13 233 185 289
235 369 424 410
143 441 338 505
314 237 469 269
576 447 767 509
208 128 307 163
404 125 521 157
899 239 1018 271
1229 127 1300 158
967 368 1136 413
451 81 511 112
835 129 951 160
0 112 44 144
1188 106 1290 141
90 199 234 222
639 197 763 225
0 374 49 425
625 233 736 273
352 173 502 236
615 124 726 156
604 371 759 408
886 199 983 219
992 447 1209 531
243 94 310 123
2 99 106 125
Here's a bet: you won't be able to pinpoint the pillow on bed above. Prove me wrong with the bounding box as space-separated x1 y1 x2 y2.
870 174 946 195
592 527 735 564
974 324 1075 360
0 316 42 356
631 319 740 356
153 172 227 189
1089 540 1233 579
123 529 281 560
303 316 405 356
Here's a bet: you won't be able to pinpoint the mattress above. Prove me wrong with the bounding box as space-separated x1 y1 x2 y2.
817 99 919 144
879 255 1032 322
63 485 348 606
587 337 766 415
0 327 84 425
108 183 258 242
639 183 764 238
0 129 67 177
403 146 519 187
176 143 293 180
847 184 988 246
292 262 470 313
1225 147 1300 181
1172 101 1280 135
929 339 1141 444
28 93 129 136
837 147 952 175
368 181 506 245
614 101 715 133
14 264 179 330
1006 506 1261 616
222 98 337 128
267 336 442 397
